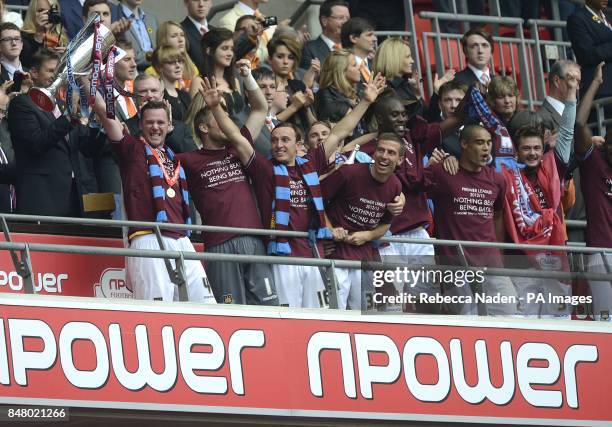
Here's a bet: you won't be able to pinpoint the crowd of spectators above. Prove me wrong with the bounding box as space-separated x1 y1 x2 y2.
0 0 609 319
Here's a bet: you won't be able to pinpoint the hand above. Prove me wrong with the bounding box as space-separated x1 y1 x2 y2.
162 99 174 126
428 148 448 166
199 76 221 108
362 72 386 103
345 231 370 246
309 58 321 75
235 58 252 77
290 91 307 109
442 155 459 175
297 24 311 44
304 88 314 107
18 72 33 94
332 227 348 241
591 135 605 147
386 194 405 216
110 17 131 36
433 69 456 94
593 61 604 87
407 70 423 98
0 80 12 95
52 46 66 55
277 18 291 27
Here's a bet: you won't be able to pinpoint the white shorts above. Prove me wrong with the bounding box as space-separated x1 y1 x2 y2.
378 226 435 257
272 264 323 308
513 273 572 319
127 234 216 303
335 268 364 310
587 252 612 321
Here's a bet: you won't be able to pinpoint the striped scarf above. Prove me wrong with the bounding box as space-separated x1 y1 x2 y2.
466 86 518 172
268 157 332 255
143 143 192 233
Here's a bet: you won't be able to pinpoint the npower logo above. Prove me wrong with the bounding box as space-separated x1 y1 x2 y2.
0 270 67 293
94 268 132 299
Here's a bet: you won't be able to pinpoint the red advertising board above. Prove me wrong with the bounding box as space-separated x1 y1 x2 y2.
0 233 203 299
0 295 610 425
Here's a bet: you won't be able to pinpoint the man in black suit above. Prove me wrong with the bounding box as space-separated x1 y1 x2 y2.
300 0 349 70
0 22 25 85
181 0 213 73
8 50 96 217
0 90 15 213
537 60 581 129
567 0 612 98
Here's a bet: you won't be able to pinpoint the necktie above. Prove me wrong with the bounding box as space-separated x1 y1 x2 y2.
333 43 342 50
200 26 208 36
360 61 371 83
265 116 275 132
481 72 490 86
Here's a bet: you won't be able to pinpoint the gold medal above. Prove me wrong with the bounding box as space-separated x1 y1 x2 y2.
166 188 176 198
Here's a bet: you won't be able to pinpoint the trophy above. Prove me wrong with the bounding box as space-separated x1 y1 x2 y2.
29 14 126 112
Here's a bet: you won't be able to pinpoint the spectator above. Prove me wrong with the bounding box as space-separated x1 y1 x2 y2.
20 0 67 69
567 0 612 99
146 21 198 91
8 49 94 217
264 35 315 134
205 75 385 307
306 120 331 152
457 27 494 87
113 40 138 122
151 44 191 122
125 73 197 154
189 28 245 117
80 0 130 40
218 0 274 64
372 37 423 117
300 0 349 70
435 80 467 158
180 0 212 74
421 125 518 315
115 0 158 71
487 75 519 125
322 133 403 310
573 62 611 322
0 89 15 212
177 60 279 306
0 22 24 84
315 49 359 123
90 93 215 303
1 0 23 28
340 17 375 85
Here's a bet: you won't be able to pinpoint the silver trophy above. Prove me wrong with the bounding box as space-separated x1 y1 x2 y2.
29 14 126 112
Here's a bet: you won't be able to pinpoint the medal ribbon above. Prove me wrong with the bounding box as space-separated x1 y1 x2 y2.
141 137 181 188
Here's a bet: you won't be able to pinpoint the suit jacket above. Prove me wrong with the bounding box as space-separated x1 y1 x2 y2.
300 36 331 70
567 6 612 97
0 121 15 212
59 0 84 40
536 98 562 129
181 17 207 74
114 4 158 71
8 95 96 216
454 66 480 87
124 116 198 154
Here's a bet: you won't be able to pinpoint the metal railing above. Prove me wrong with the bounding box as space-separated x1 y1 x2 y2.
0 214 609 309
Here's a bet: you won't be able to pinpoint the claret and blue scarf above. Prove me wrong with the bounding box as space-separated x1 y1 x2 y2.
268 157 332 255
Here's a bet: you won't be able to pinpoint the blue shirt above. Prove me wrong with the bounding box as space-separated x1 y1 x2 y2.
121 4 152 52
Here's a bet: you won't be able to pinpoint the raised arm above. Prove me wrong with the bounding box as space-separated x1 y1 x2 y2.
554 69 578 164
200 77 254 166
236 59 268 140
574 62 604 156
324 73 386 159
90 85 125 142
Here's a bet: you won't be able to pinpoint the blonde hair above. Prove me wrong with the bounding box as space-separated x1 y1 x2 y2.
151 45 187 74
487 75 520 105
185 92 207 147
22 0 68 45
156 21 196 81
373 37 410 80
319 49 357 100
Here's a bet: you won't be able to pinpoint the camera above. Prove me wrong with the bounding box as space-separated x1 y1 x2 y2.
47 5 62 26
262 16 277 28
